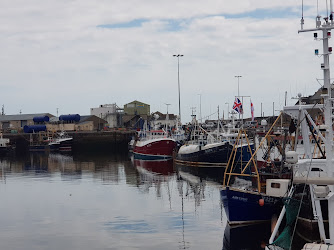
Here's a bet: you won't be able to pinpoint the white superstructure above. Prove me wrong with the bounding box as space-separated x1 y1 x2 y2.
268 3 334 247
90 103 122 128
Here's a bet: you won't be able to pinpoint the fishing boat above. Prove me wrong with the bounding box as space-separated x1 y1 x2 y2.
51 131 73 152
0 133 12 155
267 4 334 248
221 123 292 226
176 114 254 166
27 130 72 153
133 121 177 160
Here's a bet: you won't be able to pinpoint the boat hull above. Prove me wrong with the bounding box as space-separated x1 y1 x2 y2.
58 139 73 152
221 187 283 225
176 143 254 164
133 138 177 160
0 147 11 155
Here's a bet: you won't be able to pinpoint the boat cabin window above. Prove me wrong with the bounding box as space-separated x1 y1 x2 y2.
271 183 281 189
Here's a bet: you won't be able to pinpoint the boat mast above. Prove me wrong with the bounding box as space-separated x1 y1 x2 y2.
173 54 183 127
299 1 334 242
217 105 220 139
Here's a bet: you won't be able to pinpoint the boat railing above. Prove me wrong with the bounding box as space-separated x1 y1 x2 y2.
223 113 283 193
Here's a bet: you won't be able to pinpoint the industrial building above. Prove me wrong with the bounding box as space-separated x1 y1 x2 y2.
90 103 124 128
0 113 54 132
122 100 150 128
151 111 177 129
124 100 150 116
0 113 107 133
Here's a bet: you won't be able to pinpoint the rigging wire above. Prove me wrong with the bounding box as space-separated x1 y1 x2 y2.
288 101 323 248
289 158 314 249
200 110 218 121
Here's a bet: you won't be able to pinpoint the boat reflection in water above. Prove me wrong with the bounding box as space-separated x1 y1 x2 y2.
133 158 175 200
175 162 225 184
133 158 174 176
222 223 270 250
134 158 222 250
0 151 268 249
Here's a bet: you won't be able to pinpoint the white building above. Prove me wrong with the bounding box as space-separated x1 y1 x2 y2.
90 104 123 128
150 111 178 129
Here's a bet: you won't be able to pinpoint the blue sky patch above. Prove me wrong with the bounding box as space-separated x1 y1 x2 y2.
97 19 148 29
161 19 185 32
223 7 303 19
97 18 185 32
97 7 307 31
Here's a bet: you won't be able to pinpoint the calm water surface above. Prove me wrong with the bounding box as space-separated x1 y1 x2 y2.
0 152 270 250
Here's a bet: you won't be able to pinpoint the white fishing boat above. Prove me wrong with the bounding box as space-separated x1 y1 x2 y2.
0 133 11 155
268 2 334 248
176 113 254 166
52 131 73 152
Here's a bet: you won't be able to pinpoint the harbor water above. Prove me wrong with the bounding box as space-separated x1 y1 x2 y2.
0 152 271 250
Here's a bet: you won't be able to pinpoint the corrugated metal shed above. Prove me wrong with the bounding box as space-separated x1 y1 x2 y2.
124 100 150 116
0 113 54 122
79 115 106 124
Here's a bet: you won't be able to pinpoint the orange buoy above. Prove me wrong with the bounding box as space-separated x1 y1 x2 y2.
259 199 264 206
260 241 266 248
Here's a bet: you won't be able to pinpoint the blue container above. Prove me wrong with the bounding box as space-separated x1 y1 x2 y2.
33 116 50 123
59 114 80 122
24 125 47 133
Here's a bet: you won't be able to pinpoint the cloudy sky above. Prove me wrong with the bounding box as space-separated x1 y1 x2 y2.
0 0 331 123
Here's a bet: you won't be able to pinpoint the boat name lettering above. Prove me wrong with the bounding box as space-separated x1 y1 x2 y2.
231 196 248 202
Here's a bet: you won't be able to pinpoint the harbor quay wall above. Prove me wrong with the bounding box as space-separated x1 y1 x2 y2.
4 130 136 153
71 130 135 153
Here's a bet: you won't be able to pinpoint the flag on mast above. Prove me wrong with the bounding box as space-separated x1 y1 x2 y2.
232 98 243 114
250 100 254 121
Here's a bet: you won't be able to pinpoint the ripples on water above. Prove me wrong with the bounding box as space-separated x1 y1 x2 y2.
0 152 270 250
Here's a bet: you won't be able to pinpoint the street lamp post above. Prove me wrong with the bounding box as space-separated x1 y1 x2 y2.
235 75 242 98
173 54 184 125
165 103 171 130
225 102 229 121
165 103 171 120
198 93 202 123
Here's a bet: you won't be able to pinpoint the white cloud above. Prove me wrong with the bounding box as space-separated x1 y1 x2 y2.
0 0 331 121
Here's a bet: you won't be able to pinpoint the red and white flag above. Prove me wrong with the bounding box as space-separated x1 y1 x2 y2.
250 100 254 121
